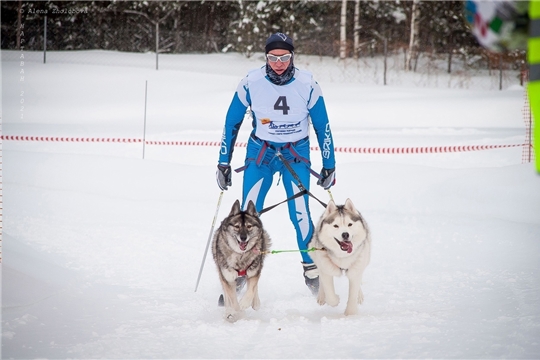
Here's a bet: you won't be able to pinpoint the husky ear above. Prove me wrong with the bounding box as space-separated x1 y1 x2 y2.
324 199 337 215
344 198 356 212
246 200 258 216
229 199 241 216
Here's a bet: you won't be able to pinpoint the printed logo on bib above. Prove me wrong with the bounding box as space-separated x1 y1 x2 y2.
269 121 301 130
260 116 302 136
266 120 302 136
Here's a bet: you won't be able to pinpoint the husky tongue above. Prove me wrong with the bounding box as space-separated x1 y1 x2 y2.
339 240 353 254
239 242 247 251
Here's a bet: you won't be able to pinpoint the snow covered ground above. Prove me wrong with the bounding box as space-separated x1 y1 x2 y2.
2 50 540 359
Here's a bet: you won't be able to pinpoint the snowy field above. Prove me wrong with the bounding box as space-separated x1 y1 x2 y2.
2 50 540 359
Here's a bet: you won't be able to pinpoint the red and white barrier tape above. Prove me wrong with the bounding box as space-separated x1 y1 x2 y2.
331 144 525 154
0 135 142 143
1 135 525 154
145 140 243 147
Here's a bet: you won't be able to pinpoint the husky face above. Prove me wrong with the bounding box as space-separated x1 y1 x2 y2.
224 200 262 253
318 198 367 257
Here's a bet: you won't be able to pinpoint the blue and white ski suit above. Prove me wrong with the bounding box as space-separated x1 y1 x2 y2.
218 66 335 263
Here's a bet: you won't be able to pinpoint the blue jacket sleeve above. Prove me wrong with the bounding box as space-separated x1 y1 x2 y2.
309 96 336 169
218 91 248 165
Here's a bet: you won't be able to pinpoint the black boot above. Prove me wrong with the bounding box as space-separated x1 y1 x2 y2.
302 262 319 296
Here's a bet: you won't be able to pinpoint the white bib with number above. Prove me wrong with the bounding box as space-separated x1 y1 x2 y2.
247 68 313 143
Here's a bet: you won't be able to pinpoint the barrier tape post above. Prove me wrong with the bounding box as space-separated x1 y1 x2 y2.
142 80 148 160
523 85 534 164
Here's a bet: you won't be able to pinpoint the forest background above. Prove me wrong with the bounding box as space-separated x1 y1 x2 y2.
0 0 528 76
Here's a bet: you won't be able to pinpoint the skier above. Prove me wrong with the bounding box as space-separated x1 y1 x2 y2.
215 32 336 295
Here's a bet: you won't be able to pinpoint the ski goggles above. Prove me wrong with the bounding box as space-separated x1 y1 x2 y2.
266 53 292 63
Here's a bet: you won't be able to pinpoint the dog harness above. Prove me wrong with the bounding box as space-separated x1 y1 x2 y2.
235 258 257 277
236 269 248 277
234 133 320 180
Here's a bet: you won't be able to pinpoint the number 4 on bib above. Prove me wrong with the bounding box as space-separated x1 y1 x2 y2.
274 96 290 115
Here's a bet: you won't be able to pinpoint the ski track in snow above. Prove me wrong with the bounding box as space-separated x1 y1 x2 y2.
2 51 540 359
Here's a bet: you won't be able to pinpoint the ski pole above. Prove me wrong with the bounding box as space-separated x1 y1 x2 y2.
194 191 224 292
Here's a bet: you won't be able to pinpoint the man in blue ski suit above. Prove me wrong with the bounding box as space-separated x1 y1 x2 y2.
216 33 336 295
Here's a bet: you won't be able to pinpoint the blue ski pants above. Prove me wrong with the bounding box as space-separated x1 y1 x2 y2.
240 134 315 263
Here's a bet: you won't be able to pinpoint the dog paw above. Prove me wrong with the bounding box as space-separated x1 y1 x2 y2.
344 305 358 316
326 294 340 307
317 295 326 306
358 292 364 304
225 311 243 323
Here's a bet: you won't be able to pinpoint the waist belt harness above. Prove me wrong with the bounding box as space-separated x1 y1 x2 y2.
234 134 320 180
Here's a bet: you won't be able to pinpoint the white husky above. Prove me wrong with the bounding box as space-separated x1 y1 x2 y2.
308 198 371 316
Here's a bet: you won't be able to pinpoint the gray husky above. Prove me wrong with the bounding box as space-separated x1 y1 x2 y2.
308 198 371 316
211 199 271 322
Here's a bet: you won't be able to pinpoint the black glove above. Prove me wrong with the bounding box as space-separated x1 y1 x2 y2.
216 164 232 191
317 167 335 190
